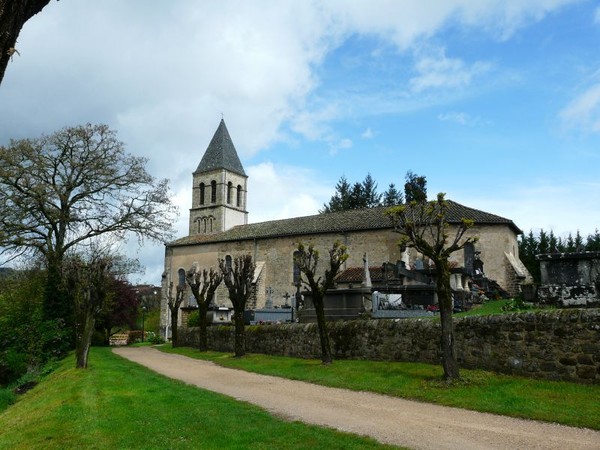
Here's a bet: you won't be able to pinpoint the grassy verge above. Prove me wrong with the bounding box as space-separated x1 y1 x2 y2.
0 348 396 450
161 346 600 430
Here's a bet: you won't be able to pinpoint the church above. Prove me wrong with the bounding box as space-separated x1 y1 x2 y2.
161 120 532 332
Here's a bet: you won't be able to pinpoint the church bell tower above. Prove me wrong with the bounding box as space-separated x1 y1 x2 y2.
189 119 248 235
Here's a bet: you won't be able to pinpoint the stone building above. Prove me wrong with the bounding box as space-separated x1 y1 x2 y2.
161 120 532 334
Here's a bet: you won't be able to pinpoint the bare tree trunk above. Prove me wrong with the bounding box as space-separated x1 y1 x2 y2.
313 296 332 365
233 308 245 357
0 0 52 85
75 302 95 369
436 260 460 380
198 301 209 352
170 307 179 347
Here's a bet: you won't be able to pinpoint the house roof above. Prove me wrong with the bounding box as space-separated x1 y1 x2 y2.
168 200 522 247
335 267 385 283
194 119 246 177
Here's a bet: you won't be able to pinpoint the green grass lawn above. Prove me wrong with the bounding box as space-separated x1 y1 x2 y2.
0 348 397 450
162 346 600 430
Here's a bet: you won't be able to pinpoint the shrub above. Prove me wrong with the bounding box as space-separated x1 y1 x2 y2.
187 310 200 327
146 332 165 345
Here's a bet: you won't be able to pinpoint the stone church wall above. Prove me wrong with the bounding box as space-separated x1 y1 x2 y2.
179 308 600 384
164 223 525 334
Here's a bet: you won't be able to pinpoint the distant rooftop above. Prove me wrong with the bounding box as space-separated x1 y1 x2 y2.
195 119 246 177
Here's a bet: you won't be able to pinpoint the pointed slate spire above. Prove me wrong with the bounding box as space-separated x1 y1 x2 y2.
195 119 246 176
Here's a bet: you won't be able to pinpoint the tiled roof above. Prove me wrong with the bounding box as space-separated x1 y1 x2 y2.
195 119 246 177
335 267 385 283
168 200 522 247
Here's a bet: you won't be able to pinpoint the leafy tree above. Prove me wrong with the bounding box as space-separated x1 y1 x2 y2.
387 193 476 381
0 267 70 385
518 230 539 282
383 183 404 206
294 241 348 365
565 233 576 252
94 278 139 346
404 170 427 203
186 267 223 351
586 229 600 251
320 174 381 213
574 230 584 251
320 176 352 213
0 0 54 85
360 173 381 208
549 230 559 253
219 255 255 357
166 282 186 348
0 124 177 331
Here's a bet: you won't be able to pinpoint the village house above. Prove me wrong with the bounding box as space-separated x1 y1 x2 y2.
160 120 532 335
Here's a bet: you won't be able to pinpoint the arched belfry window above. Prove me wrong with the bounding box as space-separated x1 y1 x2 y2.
225 255 232 272
178 268 186 288
227 182 233 204
211 180 217 203
199 183 205 205
236 185 242 207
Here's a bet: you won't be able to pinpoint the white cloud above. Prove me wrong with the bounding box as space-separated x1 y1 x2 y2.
361 128 375 139
437 111 482 126
0 0 585 284
410 48 492 93
559 84 600 133
247 162 332 223
450 180 600 238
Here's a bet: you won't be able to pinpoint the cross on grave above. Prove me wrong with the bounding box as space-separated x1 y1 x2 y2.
283 292 291 307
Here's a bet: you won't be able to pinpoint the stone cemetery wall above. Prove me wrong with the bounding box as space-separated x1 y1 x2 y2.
179 308 600 384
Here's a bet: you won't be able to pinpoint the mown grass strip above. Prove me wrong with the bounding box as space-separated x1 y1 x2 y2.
0 347 398 450
161 345 600 430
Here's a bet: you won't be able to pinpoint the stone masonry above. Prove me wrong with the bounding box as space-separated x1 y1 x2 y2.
179 308 600 384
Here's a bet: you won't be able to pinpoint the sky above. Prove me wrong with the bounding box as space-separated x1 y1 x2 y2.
1 0 599 285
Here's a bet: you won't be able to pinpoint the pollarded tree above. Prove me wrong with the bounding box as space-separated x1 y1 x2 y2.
0 0 54 85
0 124 177 325
294 241 348 365
386 193 476 381
219 254 255 358
166 282 186 348
186 267 223 351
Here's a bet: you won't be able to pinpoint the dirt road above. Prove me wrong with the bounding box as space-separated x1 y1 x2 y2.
113 347 600 450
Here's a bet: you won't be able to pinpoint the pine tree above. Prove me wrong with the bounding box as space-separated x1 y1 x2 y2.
404 171 427 203
383 183 404 206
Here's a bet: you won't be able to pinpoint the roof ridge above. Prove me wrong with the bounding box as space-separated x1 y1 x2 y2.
169 199 522 247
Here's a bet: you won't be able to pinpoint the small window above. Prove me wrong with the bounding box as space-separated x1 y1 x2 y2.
225 255 232 271
199 183 205 205
178 268 186 287
227 182 233 204
211 180 217 203
236 185 242 207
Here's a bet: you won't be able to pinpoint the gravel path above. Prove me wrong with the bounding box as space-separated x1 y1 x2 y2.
113 347 600 450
